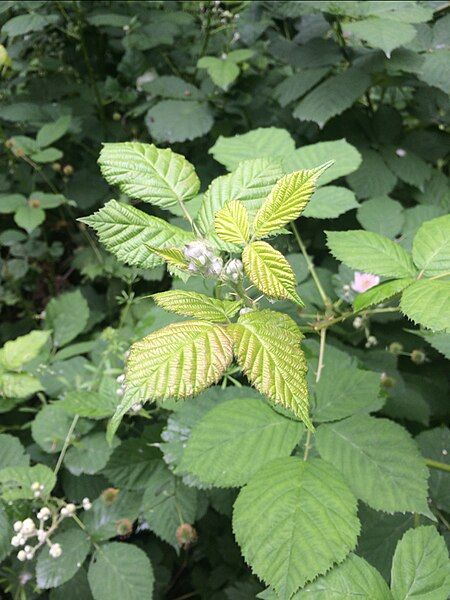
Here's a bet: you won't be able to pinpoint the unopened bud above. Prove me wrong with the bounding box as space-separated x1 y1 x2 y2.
389 342 403 355
37 507 51 521
63 164 74 176
365 335 378 348
49 543 62 558
112 111 121 121
176 523 198 549
411 349 426 364
21 519 35 534
380 372 396 388
224 258 243 282
82 497 92 511
239 307 253 315
115 519 133 536
17 550 27 562
51 162 62 172
352 316 363 329
13 521 23 532
205 256 223 278
183 240 214 262
30 481 41 492
101 487 119 505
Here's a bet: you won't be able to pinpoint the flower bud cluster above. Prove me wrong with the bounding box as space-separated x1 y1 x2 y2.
183 241 223 279
116 373 126 397
11 496 91 562
223 258 243 283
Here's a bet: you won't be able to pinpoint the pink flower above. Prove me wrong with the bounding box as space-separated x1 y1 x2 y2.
351 272 380 293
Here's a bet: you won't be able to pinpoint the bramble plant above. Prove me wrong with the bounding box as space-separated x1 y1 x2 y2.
1 2 450 599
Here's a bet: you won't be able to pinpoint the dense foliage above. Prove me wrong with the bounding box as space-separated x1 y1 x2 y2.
0 1 449 599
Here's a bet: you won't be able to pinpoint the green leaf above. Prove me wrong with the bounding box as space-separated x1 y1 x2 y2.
37 115 71 148
416 427 450 511
102 438 160 490
229 310 311 428
181 397 303 487
410 330 450 359
312 354 383 422
141 463 197 547
400 279 450 331
0 464 56 501
214 200 250 245
344 17 416 58
326 230 417 278
0 433 30 468
291 553 391 599
293 68 371 127
82 491 142 542
36 529 91 589
254 164 331 237
197 158 283 244
353 278 414 311
0 330 51 371
209 128 295 171
64 432 117 476
88 542 154 600
98 142 200 209
48 568 92 600
58 391 117 419
0 193 26 214
302 186 359 219
347 149 397 199
145 100 213 143
315 415 431 515
2 13 59 37
418 50 450 95
31 147 63 164
14 205 45 232
274 69 330 107
283 139 362 186
357 196 404 239
152 290 241 322
242 241 304 305
0 372 43 399
141 75 203 100
125 321 233 405
381 147 431 189
412 214 450 277
233 457 360 598
391 526 450 600
45 290 89 347
198 56 240 90
32 404 90 454
80 200 194 270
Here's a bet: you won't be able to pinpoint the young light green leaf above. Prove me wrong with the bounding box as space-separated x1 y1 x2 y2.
0 372 43 399
326 230 417 278
145 245 187 270
88 542 154 600
209 128 295 171
316 415 431 516
198 55 240 90
36 528 90 589
229 310 311 428
400 280 450 332
98 142 200 209
242 241 304 305
233 457 360 598
412 214 450 277
152 290 241 322
14 205 45 232
0 330 50 371
353 278 414 311
141 463 197 547
181 397 303 487
292 553 391 599
80 200 194 270
391 526 450 600
45 290 89 348
214 200 250 245
125 321 233 404
0 464 56 501
253 164 332 238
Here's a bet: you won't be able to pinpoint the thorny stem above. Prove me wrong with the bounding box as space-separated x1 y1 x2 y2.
290 223 332 309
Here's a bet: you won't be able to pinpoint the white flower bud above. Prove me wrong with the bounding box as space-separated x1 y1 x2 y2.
13 521 23 532
239 307 253 315
395 148 406 157
224 258 243 282
116 374 125 384
17 550 27 562
205 256 223 278
37 507 51 521
33 490 41 498
183 240 214 262
21 519 35 535
30 481 41 492
82 497 92 511
131 403 142 413
24 545 32 553
11 535 21 547
365 335 378 348
65 503 76 516
352 316 363 329
116 387 124 397
37 529 47 543
49 543 62 558
187 261 200 273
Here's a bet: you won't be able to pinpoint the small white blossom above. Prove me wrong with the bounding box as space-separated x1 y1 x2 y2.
60 503 76 517
183 240 214 262
224 258 243 282
49 543 62 558
21 518 35 535
11 535 21 547
17 550 27 562
37 507 51 521
116 374 125 384
353 316 363 329
13 521 23 532
82 497 92 511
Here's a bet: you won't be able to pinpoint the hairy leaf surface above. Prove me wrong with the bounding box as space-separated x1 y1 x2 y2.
214 200 250 245
152 290 241 322
400 280 450 331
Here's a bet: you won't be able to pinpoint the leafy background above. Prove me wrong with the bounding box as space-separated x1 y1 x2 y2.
0 1 449 599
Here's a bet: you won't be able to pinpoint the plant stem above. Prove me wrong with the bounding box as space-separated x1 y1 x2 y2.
290 223 331 309
304 328 327 461
53 415 79 477
425 458 450 473
177 198 201 236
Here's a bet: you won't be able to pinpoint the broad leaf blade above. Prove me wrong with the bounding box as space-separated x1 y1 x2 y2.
353 278 414 311
214 200 250 245
400 279 450 331
152 290 242 322
412 214 450 277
